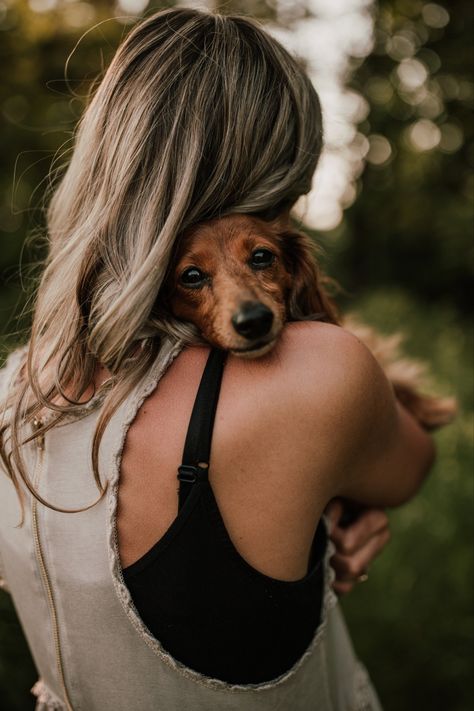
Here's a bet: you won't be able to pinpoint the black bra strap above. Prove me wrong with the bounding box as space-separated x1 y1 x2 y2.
177 348 227 510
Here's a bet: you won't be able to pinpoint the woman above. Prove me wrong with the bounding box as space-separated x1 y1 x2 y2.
0 8 434 710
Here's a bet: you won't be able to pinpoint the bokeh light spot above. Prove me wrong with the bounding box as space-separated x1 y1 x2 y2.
397 58 428 91
351 132 370 159
340 182 357 208
406 119 441 152
386 33 417 61
366 134 392 165
62 2 96 28
417 48 442 73
439 123 464 154
28 0 57 12
365 76 394 105
118 0 149 13
437 73 460 99
422 3 450 29
417 91 444 119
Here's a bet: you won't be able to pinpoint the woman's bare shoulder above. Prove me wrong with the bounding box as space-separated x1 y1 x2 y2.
278 320 368 364
283 321 385 428
222 320 394 494
226 320 380 402
223 320 385 440
282 319 373 356
261 321 433 509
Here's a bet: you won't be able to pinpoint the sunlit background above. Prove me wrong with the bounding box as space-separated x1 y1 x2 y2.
0 1 473 710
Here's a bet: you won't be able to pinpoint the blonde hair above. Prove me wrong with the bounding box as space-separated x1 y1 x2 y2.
0 6 323 521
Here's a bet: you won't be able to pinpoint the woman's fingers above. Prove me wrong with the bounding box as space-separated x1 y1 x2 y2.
330 526 391 584
324 498 345 533
330 507 390 556
332 579 357 596
325 500 391 596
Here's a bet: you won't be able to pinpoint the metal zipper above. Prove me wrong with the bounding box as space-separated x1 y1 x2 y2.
31 416 74 711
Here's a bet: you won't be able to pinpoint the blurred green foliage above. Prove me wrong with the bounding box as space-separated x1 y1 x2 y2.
341 290 473 711
0 1 472 710
318 0 473 313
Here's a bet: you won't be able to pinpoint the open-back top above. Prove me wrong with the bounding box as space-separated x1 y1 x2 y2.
0 340 383 710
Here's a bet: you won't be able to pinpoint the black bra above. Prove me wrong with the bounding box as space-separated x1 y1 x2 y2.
122 347 327 684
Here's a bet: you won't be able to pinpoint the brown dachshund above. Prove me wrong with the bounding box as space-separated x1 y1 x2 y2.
163 213 456 431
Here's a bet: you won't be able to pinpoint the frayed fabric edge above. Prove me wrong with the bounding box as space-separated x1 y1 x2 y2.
31 679 67 711
352 661 384 711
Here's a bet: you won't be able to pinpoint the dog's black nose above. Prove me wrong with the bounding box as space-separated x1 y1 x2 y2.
232 302 274 340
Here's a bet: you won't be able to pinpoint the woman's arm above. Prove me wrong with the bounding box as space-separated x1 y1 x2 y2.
313 328 435 591
326 499 391 595
325 329 436 508
281 322 436 510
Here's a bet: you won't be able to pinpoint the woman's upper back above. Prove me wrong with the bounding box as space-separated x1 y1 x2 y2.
117 321 346 581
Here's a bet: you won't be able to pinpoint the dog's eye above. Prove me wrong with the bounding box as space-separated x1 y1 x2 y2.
250 249 275 269
180 267 207 287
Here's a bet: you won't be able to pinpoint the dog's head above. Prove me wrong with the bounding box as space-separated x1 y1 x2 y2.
162 213 339 357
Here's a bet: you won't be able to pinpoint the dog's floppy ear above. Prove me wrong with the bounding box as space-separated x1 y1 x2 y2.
280 228 341 325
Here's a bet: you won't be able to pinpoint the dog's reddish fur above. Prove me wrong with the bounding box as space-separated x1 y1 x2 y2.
163 213 456 431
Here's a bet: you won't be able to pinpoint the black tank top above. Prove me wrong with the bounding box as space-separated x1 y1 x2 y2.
121 347 328 684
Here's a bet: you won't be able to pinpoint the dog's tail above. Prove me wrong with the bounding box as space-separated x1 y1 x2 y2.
342 315 458 431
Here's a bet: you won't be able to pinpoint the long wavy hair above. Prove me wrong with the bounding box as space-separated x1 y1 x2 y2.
0 6 331 522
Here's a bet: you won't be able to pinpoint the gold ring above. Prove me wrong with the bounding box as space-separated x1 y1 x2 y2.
357 572 369 583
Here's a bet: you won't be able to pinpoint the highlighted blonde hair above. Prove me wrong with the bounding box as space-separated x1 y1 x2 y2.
0 6 323 520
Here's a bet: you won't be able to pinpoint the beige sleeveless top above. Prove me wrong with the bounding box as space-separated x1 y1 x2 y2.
0 342 383 711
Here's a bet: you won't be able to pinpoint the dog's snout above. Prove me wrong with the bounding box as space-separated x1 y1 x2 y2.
231 301 274 340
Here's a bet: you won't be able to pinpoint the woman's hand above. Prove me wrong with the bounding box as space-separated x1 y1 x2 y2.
325 498 391 596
